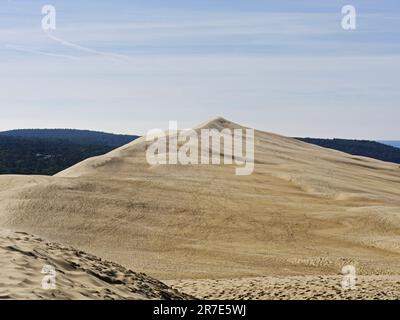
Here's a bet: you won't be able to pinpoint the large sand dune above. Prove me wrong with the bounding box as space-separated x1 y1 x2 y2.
0 117 399 299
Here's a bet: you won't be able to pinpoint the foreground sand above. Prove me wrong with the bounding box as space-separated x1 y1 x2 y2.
0 229 188 300
167 276 400 300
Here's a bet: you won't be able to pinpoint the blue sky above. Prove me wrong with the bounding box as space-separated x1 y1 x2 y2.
0 0 399 138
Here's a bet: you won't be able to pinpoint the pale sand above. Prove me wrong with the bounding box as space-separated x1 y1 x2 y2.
0 229 189 300
0 117 399 299
166 276 400 300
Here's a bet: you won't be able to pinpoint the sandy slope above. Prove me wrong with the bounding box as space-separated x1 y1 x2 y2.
0 229 188 299
0 117 399 299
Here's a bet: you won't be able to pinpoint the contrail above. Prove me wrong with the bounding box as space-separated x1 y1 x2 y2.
45 31 130 62
5 44 82 60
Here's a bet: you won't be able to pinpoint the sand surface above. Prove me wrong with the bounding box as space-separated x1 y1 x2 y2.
167 276 400 300
0 117 399 299
0 229 188 299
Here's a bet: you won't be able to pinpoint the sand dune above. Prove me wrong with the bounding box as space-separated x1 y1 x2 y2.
0 229 189 299
0 117 399 299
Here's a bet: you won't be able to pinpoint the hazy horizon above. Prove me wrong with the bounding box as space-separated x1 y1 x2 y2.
1 122 399 141
1 0 399 139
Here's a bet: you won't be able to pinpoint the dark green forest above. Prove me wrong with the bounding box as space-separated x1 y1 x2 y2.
297 138 400 164
0 130 138 175
1 129 137 147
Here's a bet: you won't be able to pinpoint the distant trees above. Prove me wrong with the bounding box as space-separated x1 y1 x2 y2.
0 129 137 147
0 130 138 175
296 138 400 164
0 129 398 176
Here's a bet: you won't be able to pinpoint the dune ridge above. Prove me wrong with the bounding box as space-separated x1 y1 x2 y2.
0 229 189 300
